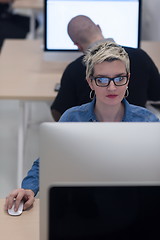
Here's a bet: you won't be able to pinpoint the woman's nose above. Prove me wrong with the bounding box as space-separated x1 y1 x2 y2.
107 81 117 90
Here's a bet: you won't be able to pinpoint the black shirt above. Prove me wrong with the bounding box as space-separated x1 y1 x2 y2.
51 47 160 114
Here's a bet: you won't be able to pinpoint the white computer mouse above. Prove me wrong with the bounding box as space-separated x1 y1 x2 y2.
8 200 24 216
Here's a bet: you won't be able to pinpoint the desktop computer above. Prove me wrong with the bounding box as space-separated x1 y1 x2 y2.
39 122 160 240
44 0 141 61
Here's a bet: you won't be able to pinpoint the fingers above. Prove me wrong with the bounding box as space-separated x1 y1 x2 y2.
5 188 35 211
5 189 19 210
14 189 26 211
5 188 25 211
23 195 35 211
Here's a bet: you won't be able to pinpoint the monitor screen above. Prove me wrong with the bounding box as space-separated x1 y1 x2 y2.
39 122 160 240
49 185 160 240
44 0 141 53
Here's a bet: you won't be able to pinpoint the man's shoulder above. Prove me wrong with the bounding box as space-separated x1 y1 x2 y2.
62 55 86 79
123 46 146 56
68 55 84 67
64 55 85 75
123 46 152 65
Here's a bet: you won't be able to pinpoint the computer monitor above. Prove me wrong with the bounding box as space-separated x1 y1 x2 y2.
44 0 141 61
39 122 160 240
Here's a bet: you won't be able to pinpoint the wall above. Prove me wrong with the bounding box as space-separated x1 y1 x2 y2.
141 0 160 40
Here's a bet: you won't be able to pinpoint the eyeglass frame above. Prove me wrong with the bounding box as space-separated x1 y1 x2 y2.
90 75 129 87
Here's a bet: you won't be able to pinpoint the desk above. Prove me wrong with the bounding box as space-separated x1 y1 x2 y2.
141 41 160 117
0 198 39 240
0 39 69 187
0 39 68 100
141 41 160 70
13 0 43 39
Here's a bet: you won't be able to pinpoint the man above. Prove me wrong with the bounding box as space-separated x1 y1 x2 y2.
51 15 160 121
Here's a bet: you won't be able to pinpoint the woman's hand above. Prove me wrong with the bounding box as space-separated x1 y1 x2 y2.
4 188 35 212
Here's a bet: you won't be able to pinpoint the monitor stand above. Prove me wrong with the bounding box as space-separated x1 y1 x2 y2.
43 51 82 62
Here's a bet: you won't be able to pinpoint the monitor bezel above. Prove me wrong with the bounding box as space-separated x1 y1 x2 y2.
44 0 142 52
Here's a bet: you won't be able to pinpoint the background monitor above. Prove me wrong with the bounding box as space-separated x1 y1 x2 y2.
44 0 141 61
40 122 160 240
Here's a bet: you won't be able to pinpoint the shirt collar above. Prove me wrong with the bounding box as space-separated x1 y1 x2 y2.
85 98 98 122
86 38 115 54
122 98 131 121
87 98 130 122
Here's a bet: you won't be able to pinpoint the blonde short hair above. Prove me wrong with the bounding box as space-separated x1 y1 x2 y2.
83 41 130 78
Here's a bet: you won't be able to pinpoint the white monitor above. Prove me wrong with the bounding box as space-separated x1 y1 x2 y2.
40 122 160 240
44 0 141 61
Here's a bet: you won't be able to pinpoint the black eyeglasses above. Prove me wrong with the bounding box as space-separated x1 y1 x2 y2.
91 75 128 87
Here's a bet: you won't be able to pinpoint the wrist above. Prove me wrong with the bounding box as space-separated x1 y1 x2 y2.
24 189 35 196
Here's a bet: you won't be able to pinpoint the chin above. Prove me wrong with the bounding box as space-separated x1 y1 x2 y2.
105 98 121 106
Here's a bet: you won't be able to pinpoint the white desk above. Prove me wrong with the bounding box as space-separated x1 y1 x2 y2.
0 39 69 187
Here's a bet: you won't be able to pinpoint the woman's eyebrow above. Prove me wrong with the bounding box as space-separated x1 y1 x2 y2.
94 73 127 77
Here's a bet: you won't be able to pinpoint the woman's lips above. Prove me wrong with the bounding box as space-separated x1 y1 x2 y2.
107 95 118 99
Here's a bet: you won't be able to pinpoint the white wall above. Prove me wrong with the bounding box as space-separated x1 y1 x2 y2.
141 0 160 40
0 101 53 198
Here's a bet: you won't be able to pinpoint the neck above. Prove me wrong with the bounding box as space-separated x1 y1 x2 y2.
83 36 105 52
84 37 114 53
94 101 124 122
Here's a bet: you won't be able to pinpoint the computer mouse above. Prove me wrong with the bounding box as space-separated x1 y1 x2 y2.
8 200 24 216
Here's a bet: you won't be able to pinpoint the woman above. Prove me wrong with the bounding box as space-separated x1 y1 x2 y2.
5 41 159 212
59 41 159 122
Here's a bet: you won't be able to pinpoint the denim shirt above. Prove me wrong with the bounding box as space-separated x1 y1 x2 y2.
22 99 159 195
21 158 39 195
59 99 160 122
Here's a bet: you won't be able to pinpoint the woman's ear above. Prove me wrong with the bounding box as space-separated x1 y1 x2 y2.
86 77 93 90
128 73 130 81
127 73 130 86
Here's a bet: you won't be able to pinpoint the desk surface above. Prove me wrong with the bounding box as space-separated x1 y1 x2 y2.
0 199 39 240
0 39 68 100
13 0 43 10
141 41 160 70
0 40 159 101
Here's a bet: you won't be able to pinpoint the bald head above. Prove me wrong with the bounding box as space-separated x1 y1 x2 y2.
67 15 104 52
